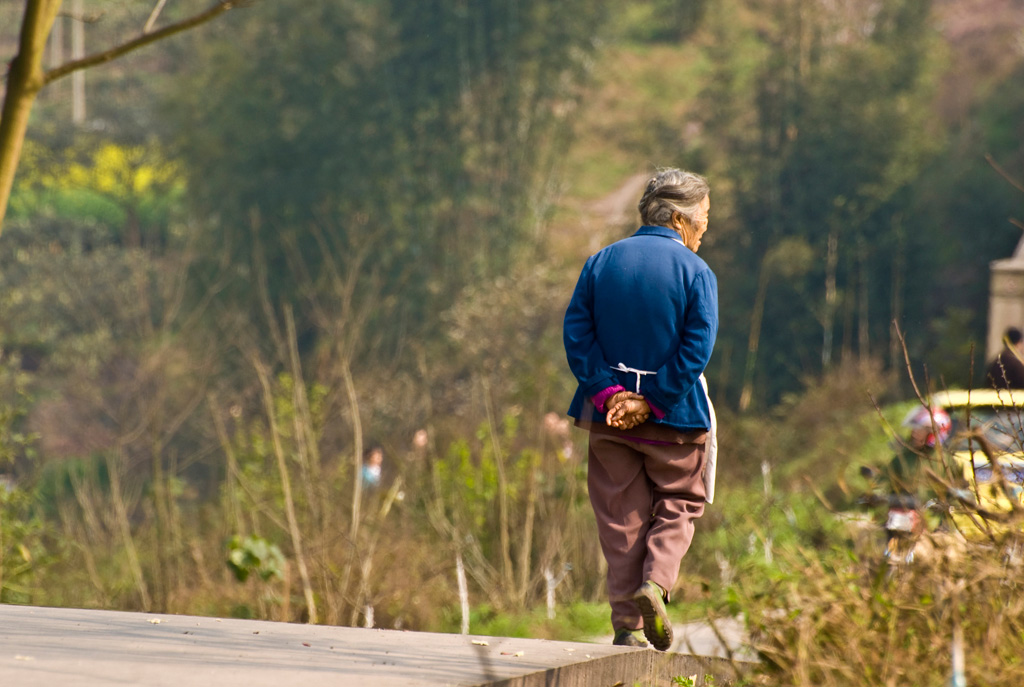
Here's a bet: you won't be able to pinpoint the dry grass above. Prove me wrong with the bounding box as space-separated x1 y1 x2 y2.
737 483 1024 686
744 539 1024 685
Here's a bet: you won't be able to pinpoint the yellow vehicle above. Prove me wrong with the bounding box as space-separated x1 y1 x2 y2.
930 389 1024 532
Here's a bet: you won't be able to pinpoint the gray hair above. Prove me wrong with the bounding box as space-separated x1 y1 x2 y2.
637 168 709 228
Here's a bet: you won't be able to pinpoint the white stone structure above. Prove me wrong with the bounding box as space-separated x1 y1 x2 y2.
989 235 1024 359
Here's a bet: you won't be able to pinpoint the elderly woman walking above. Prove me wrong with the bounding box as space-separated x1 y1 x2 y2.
563 168 718 651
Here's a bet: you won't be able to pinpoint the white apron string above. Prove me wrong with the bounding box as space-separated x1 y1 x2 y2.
610 362 657 394
699 374 718 504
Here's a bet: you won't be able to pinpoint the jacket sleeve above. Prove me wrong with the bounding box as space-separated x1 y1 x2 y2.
642 268 718 414
563 258 618 398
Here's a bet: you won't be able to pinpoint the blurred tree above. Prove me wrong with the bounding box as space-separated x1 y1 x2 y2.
695 0 945 408
903 63 1024 385
172 0 608 361
10 138 185 251
0 0 256 236
621 0 709 43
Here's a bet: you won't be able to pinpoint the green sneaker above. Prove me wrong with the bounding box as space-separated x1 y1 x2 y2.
633 581 673 651
612 628 648 648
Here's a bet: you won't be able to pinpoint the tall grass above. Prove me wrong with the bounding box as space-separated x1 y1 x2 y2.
7 334 1024 686
700 359 1024 685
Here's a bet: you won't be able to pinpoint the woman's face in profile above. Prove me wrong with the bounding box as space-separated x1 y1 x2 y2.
691 195 710 252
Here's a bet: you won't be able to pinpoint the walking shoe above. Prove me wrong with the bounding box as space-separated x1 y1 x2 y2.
633 581 673 651
612 628 648 648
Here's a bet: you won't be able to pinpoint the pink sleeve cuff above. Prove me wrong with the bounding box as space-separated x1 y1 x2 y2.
592 385 626 413
646 400 666 419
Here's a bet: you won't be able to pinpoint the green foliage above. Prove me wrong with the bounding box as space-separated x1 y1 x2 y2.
33 455 110 517
433 437 497 533
0 354 44 603
425 405 599 614
227 372 329 517
898 63 1024 384
0 484 47 604
3 5 1024 676
431 411 540 552
440 263 575 411
669 674 717 687
442 600 609 641
736 537 1024 686
0 356 37 468
0 138 193 384
226 534 285 583
616 0 709 43
687 360 904 599
692 0 951 406
171 0 609 356
711 360 898 493
693 359 1024 685
692 484 848 594
0 242 158 375
9 138 186 250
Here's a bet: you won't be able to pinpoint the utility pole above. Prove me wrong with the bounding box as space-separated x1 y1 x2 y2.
71 0 85 124
49 10 63 68
48 8 65 107
0 0 253 234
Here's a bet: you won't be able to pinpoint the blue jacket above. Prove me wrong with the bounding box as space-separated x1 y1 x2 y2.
564 225 719 432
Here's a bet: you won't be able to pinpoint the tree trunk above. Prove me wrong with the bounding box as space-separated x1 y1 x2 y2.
858 240 870 363
516 454 539 607
739 258 771 412
715 339 732 409
285 307 325 533
890 215 905 374
0 0 63 235
0 0 250 235
151 437 169 612
254 358 318 624
108 449 153 610
342 358 363 544
822 229 839 370
483 382 516 604
49 12 63 68
71 0 86 124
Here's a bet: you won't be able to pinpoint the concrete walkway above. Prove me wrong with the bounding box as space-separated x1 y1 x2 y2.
0 604 750 687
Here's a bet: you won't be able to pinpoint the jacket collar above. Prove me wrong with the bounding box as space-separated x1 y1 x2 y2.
634 225 684 242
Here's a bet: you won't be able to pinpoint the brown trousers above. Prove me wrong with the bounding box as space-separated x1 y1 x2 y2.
587 429 707 630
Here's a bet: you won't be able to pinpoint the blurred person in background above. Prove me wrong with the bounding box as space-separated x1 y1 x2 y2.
362 445 384 488
876 405 955 562
986 327 1024 389
563 168 718 651
888 405 953 498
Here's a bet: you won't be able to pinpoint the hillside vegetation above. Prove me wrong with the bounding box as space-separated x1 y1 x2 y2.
2 0 1024 684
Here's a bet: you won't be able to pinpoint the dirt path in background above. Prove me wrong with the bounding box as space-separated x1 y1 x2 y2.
554 172 650 259
589 172 650 229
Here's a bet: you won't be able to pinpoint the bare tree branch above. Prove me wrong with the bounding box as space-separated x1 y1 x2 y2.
144 0 171 34
894 321 926 406
986 154 1024 195
0 0 255 235
43 0 250 86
